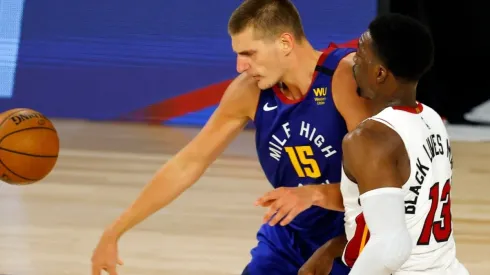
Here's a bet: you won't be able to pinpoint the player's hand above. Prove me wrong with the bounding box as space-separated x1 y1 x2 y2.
255 185 316 226
298 243 334 275
91 232 124 275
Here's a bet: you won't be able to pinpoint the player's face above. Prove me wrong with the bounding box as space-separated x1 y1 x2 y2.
352 32 388 100
231 27 284 89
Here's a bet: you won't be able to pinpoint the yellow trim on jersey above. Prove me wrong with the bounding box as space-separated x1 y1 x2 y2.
359 225 369 253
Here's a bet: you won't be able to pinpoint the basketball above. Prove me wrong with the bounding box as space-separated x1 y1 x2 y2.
0 108 60 185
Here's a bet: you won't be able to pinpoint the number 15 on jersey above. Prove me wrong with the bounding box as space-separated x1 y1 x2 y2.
284 145 321 178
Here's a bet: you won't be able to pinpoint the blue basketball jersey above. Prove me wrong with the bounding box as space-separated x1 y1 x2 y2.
253 47 356 234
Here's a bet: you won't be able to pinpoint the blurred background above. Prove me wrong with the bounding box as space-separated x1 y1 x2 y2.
0 0 488 134
0 0 374 125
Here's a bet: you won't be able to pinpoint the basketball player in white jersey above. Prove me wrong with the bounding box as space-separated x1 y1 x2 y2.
298 13 469 275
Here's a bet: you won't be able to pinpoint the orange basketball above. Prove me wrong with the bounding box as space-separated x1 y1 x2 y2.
0 108 60 185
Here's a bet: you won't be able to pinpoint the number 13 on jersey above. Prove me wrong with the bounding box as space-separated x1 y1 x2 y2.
417 179 453 245
284 146 321 178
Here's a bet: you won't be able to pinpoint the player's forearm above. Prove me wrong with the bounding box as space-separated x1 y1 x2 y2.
104 156 206 240
324 233 347 259
311 184 344 212
350 188 412 274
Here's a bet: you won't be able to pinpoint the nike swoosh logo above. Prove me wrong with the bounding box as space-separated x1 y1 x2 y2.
263 103 278 111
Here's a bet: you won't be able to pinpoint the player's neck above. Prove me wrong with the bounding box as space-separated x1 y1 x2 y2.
373 82 418 114
280 43 322 100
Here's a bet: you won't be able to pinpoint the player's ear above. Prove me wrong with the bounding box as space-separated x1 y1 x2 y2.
375 64 388 84
278 33 294 56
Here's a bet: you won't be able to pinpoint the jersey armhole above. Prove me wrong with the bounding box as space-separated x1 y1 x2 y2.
368 117 396 132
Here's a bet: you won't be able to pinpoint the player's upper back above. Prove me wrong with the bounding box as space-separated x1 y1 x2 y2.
371 103 452 195
371 103 453 187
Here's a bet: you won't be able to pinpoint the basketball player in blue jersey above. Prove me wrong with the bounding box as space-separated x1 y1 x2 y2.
91 1 371 275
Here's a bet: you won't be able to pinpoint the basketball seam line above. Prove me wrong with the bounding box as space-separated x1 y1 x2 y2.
0 147 58 158
0 126 58 144
0 159 36 182
0 109 27 128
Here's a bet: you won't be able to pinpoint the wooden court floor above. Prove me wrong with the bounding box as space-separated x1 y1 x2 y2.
0 119 488 275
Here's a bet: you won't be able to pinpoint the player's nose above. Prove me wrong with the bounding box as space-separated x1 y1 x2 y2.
236 56 250 73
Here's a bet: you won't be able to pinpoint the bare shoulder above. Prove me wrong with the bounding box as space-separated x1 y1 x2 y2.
342 119 407 191
331 53 357 97
218 73 260 120
331 52 372 131
342 118 403 161
331 53 355 85
338 52 356 69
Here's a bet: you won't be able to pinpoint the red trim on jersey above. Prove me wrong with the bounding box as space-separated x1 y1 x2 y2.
392 102 424 114
343 213 371 268
272 84 302 104
331 38 359 49
273 46 334 104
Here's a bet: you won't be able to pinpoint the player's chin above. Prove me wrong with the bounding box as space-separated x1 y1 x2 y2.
257 79 274 90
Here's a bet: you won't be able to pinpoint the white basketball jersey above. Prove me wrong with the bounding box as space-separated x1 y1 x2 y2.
341 103 469 275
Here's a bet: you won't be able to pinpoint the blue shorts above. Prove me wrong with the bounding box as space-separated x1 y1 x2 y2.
242 223 351 275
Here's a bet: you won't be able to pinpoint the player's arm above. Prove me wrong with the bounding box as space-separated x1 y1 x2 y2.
100 74 258 241
342 120 412 275
310 183 344 211
299 234 347 275
314 233 347 259
299 54 373 213
332 53 372 132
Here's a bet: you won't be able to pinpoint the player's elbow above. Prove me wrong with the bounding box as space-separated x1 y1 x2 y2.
157 150 209 188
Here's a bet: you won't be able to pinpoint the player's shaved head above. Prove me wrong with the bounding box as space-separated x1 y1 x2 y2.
228 0 305 42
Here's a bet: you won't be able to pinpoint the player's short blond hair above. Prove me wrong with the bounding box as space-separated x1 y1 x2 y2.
228 0 306 41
